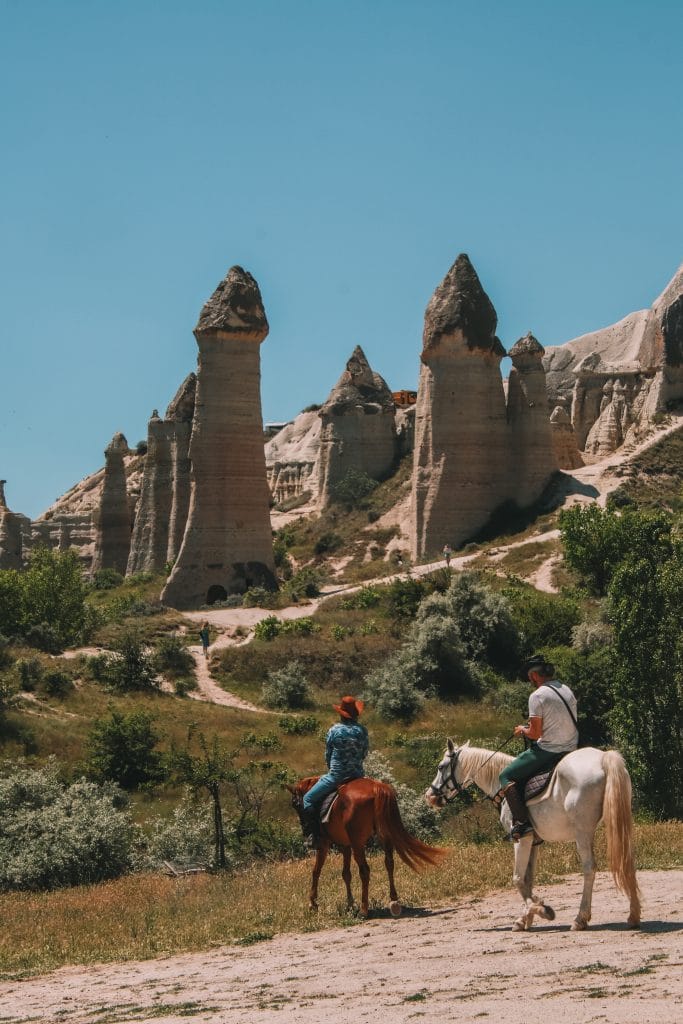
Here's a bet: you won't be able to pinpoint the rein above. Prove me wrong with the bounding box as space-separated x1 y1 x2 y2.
430 733 516 805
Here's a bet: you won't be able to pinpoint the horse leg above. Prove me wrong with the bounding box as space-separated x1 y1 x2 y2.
511 835 539 931
351 842 371 918
571 832 596 931
383 842 401 917
309 841 330 911
341 846 354 910
522 843 556 926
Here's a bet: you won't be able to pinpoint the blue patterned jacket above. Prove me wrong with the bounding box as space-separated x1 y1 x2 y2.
325 722 369 779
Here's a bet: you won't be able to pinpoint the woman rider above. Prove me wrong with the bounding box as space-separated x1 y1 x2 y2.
300 696 369 847
499 654 579 840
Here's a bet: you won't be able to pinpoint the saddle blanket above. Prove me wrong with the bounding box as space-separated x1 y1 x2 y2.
320 791 339 824
524 770 553 802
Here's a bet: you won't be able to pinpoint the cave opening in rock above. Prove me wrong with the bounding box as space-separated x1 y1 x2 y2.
206 584 228 605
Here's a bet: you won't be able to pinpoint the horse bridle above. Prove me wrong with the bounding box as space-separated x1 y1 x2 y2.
429 749 470 804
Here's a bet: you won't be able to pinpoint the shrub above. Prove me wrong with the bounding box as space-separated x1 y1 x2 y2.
284 566 323 601
280 616 319 636
106 632 158 692
141 792 214 869
23 621 63 654
385 577 426 621
0 762 136 891
92 568 124 591
440 573 520 670
253 615 282 642
571 620 613 654
20 547 89 648
330 624 352 641
314 532 343 556
331 468 378 508
502 581 581 652
43 669 73 698
0 633 13 671
262 661 313 710
14 657 43 691
86 709 164 790
278 714 320 735
135 440 148 455
242 586 278 608
0 572 23 639
364 664 424 722
340 586 382 610
152 634 194 676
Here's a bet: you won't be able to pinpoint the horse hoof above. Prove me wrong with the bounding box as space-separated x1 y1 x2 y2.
627 916 641 929
571 918 588 931
389 901 402 918
309 902 318 913
541 904 555 921
512 920 526 932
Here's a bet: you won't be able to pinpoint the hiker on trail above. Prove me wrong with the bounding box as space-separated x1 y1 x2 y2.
199 622 210 659
300 696 369 846
498 654 578 840
443 544 452 568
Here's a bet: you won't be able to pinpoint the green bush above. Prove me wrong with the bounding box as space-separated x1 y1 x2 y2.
0 634 13 671
24 621 63 654
314 532 343 556
280 616 319 636
502 581 581 653
340 586 382 610
0 573 23 639
253 615 282 642
152 634 194 676
43 669 73 698
141 792 214 869
0 761 136 891
262 661 313 710
330 468 378 508
85 709 164 790
364 664 424 722
440 573 520 670
242 586 278 608
106 632 158 692
278 714 320 735
385 577 426 621
20 547 89 648
364 751 441 841
14 657 43 691
284 566 323 601
92 568 124 591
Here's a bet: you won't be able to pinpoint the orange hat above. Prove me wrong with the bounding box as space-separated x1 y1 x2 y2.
333 696 364 720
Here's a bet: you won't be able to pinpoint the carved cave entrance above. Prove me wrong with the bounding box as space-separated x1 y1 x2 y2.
206 584 228 605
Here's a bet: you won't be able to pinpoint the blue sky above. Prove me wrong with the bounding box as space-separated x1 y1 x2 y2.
1 0 681 518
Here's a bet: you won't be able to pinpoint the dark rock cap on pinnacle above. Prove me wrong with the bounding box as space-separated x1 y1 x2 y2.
105 433 129 458
194 265 269 338
509 332 545 360
165 373 197 422
423 253 499 354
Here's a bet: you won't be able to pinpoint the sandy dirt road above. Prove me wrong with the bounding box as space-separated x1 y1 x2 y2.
2 870 680 1024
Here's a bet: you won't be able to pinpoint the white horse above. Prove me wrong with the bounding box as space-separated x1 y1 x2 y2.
426 739 641 932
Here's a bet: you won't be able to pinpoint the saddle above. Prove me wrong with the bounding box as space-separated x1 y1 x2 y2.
319 790 340 824
524 770 553 802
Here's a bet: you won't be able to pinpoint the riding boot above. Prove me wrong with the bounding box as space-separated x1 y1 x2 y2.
300 807 321 849
502 783 534 841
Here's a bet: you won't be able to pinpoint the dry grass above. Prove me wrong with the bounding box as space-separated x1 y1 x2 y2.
1 821 679 979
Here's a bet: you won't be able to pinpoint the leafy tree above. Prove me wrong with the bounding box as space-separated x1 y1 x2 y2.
262 660 313 709
444 573 520 669
0 571 23 639
20 547 89 649
560 505 673 595
172 731 233 869
502 580 581 652
330 468 378 508
107 631 157 692
86 710 164 790
608 550 683 817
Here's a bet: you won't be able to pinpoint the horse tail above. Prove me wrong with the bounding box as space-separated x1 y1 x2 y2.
602 750 641 924
373 784 446 873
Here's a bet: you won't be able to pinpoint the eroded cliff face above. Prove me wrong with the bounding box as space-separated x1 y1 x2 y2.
265 410 320 506
91 433 132 575
161 267 275 609
0 482 30 571
317 346 397 508
544 264 683 455
411 256 558 559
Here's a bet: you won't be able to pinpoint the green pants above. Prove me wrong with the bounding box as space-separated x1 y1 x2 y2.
499 744 565 790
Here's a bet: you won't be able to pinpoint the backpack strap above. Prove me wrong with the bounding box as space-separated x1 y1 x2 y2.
540 684 579 732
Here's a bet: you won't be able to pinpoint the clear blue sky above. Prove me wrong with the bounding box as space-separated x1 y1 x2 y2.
1 0 681 518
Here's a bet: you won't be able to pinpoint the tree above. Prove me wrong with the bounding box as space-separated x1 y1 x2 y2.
172 730 235 869
608 550 683 818
20 547 89 649
0 570 23 639
86 710 164 790
107 631 157 692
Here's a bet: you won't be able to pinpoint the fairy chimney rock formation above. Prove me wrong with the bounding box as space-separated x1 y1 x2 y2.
161 266 276 609
163 372 197 565
91 433 132 575
507 333 558 507
411 254 509 558
127 410 174 574
317 345 397 507
0 482 30 570
550 405 583 469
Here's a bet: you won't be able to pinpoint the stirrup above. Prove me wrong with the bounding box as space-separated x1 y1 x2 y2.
510 820 534 841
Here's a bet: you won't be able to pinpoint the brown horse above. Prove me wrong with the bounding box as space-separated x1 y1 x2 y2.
288 776 444 917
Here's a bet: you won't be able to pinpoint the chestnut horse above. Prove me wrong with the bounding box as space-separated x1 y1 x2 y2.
288 776 444 917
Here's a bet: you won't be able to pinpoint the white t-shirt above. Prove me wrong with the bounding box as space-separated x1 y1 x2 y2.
528 682 578 753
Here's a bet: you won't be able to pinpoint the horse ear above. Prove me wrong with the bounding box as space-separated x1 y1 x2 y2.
447 738 455 753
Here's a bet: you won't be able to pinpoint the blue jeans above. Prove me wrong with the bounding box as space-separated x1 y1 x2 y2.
302 771 363 811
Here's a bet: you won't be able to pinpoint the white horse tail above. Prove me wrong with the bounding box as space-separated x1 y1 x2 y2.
602 750 641 925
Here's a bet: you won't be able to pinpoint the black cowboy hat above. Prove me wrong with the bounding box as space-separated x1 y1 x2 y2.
520 653 555 680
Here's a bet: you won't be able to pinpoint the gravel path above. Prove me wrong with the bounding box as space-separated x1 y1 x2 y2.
2 870 680 1023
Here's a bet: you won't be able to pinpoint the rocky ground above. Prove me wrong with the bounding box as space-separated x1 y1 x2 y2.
2 870 680 1023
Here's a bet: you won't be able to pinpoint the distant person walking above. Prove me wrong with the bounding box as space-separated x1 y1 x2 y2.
199 621 210 659
443 543 452 568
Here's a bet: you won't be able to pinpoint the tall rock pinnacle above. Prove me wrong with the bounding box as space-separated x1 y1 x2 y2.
507 333 558 506
91 433 131 575
317 345 397 507
161 267 276 609
411 254 509 558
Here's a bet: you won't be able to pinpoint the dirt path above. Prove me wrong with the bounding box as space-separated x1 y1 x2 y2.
2 869 680 1023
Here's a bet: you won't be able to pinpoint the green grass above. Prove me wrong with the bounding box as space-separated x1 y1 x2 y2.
0 820 679 979
614 422 683 512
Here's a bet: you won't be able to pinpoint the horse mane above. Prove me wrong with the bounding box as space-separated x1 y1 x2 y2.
457 745 514 795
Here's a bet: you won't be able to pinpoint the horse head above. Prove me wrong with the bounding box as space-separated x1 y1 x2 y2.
425 738 470 808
